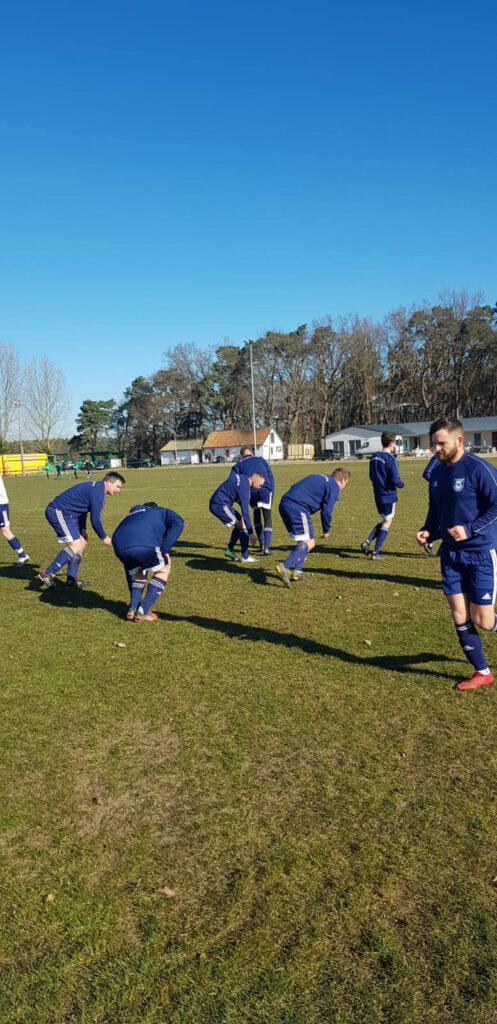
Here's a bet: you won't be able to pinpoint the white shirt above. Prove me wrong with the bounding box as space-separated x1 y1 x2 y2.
0 474 9 505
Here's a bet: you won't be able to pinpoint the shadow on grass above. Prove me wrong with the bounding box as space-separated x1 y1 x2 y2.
0 562 41 580
323 545 434 561
163 611 460 681
308 566 441 590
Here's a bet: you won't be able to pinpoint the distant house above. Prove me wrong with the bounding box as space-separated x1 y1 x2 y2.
202 427 284 463
160 439 204 465
324 416 497 458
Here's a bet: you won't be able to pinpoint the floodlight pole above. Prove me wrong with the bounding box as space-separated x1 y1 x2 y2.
249 341 257 453
14 401 25 477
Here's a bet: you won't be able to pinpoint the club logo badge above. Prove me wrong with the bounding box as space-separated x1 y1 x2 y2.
453 478 465 492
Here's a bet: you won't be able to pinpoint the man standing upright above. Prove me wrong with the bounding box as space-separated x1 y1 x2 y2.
416 416 497 691
38 472 125 587
361 431 404 560
231 446 275 554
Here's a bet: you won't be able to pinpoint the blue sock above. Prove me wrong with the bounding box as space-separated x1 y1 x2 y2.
455 620 488 672
67 555 81 579
130 579 146 611
292 541 309 571
367 523 381 544
373 528 389 554
228 526 242 551
253 510 263 545
285 544 304 570
46 546 73 576
263 527 272 551
8 537 24 554
139 577 166 614
240 531 250 558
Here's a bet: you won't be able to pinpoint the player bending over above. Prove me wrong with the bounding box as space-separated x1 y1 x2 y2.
0 473 30 565
209 471 265 565
416 416 497 691
276 469 350 586
37 472 125 588
112 502 184 622
231 446 275 555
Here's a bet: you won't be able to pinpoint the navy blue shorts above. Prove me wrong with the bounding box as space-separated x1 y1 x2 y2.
113 544 170 574
279 499 313 541
209 500 241 528
250 486 273 510
45 505 86 543
0 503 10 529
440 546 497 605
374 499 396 521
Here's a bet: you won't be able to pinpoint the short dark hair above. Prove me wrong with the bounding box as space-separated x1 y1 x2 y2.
240 446 254 458
104 471 126 484
429 416 464 440
143 501 158 507
332 468 350 483
381 431 396 447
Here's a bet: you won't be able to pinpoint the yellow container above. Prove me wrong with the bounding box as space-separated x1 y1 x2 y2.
0 453 49 476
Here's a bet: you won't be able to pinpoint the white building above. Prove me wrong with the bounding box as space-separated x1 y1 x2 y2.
325 417 497 458
160 439 204 465
202 427 284 463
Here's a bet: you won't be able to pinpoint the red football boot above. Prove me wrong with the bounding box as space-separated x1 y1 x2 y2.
455 671 494 692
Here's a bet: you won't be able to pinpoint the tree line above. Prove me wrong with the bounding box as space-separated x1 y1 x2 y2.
0 346 68 453
3 291 496 458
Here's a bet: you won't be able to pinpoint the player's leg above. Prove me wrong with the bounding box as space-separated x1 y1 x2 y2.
39 508 86 584
66 517 89 585
370 505 395 559
0 505 29 564
443 551 493 690
276 504 314 585
256 488 273 554
135 551 170 622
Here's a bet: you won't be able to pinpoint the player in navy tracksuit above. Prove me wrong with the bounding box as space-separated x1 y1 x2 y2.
209 470 265 565
38 472 125 587
231 447 275 554
361 431 404 560
112 502 184 622
417 416 497 691
276 469 350 586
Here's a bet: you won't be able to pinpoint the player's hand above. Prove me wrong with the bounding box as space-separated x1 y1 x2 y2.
102 536 113 547
249 534 258 546
447 525 468 542
416 530 430 546
321 532 330 540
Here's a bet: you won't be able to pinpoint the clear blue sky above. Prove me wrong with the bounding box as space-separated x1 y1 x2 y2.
1 0 496 433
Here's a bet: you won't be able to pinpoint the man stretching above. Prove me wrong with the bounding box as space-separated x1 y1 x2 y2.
361 431 404 560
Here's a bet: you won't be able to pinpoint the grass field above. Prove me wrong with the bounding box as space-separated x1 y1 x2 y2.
2 461 497 1024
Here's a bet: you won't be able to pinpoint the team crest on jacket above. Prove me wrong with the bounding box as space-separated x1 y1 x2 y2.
453 478 465 492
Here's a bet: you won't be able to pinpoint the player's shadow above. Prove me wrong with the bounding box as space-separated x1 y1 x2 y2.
309 566 441 590
30 581 128 618
322 545 429 560
164 612 460 681
0 563 41 581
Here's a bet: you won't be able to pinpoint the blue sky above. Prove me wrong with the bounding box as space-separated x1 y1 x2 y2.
1 0 496 433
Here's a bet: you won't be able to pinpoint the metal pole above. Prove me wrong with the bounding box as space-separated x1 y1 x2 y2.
15 402 25 476
249 341 257 452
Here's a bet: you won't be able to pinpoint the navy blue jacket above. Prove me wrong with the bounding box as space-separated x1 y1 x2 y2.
423 452 497 551
231 455 274 494
369 451 404 502
280 474 341 535
422 455 438 482
210 474 254 534
112 505 184 553
47 481 107 539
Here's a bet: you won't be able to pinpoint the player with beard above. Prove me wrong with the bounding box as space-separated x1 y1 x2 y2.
416 417 497 691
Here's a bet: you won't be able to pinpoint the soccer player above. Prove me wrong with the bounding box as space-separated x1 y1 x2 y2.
37 471 125 587
416 416 497 691
209 471 266 565
276 469 350 586
112 502 184 622
231 446 275 554
0 473 30 565
361 431 404 560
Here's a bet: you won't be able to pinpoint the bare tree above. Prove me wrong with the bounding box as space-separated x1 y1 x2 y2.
24 358 69 450
0 342 22 445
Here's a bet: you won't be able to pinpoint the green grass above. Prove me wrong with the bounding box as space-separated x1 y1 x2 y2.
2 462 497 1023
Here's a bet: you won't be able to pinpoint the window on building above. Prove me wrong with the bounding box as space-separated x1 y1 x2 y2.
270 432 275 444
474 432 481 446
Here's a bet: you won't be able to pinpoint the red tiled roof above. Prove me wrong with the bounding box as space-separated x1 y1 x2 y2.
203 428 270 448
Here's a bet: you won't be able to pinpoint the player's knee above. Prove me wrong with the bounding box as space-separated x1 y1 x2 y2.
473 609 495 630
308 538 315 551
